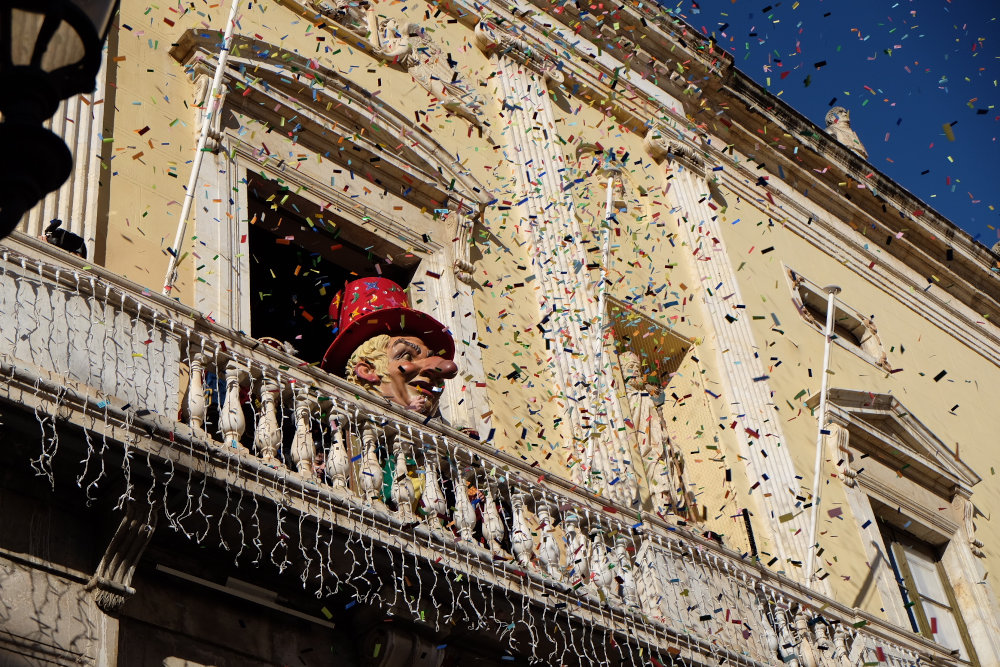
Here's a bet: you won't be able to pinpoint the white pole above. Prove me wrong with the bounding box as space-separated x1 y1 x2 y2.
583 172 617 485
805 285 841 585
162 0 243 295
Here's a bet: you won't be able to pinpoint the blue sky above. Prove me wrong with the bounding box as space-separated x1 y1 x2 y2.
659 1 999 246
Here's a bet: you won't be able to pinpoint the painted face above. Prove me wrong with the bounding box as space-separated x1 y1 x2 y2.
379 336 458 416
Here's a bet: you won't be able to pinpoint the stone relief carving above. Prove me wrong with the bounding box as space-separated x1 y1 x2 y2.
861 317 891 371
309 0 369 31
824 421 857 488
964 499 986 558
192 71 227 153
825 106 868 159
448 203 477 286
474 15 564 85
370 15 485 126
643 124 703 172
618 351 697 520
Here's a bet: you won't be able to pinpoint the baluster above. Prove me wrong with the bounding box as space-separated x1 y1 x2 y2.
453 467 477 542
775 606 801 667
756 591 780 657
832 624 851 665
615 532 638 607
327 411 350 494
391 436 416 522
535 503 561 580
291 386 316 477
510 491 534 568
359 422 384 506
813 620 832 656
794 610 820 667
563 511 589 585
589 524 613 601
254 376 282 467
482 485 507 556
188 352 207 430
219 361 246 451
633 539 663 619
422 450 448 528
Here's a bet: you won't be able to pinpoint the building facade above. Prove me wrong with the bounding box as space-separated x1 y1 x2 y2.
2 0 999 665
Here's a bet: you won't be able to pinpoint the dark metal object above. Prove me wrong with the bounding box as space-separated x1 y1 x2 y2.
0 0 117 238
743 507 758 558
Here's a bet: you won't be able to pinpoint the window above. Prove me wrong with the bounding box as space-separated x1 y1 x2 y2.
879 518 979 664
245 173 418 363
786 268 890 370
808 389 998 663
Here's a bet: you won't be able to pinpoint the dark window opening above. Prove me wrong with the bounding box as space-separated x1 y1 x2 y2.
798 286 866 347
246 173 418 366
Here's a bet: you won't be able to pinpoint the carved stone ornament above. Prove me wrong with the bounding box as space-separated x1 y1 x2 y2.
192 71 227 153
371 15 485 126
619 350 697 520
643 123 670 162
448 203 477 286
309 0 369 31
644 124 703 170
965 499 986 558
87 501 160 613
474 15 564 85
824 106 868 159
823 420 856 488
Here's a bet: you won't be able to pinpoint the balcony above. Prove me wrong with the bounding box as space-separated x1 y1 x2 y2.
0 232 960 666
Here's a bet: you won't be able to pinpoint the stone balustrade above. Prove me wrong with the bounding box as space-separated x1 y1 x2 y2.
0 233 959 666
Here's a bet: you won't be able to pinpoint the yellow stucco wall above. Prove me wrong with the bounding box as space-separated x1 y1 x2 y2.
716 190 1000 616
95 0 998 626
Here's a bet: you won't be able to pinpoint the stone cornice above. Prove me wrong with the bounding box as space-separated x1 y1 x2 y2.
701 140 1000 366
171 31 492 215
428 0 1000 318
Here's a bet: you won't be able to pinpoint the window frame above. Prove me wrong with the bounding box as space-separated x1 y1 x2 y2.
785 267 890 371
880 519 979 664
807 389 998 663
173 30 494 434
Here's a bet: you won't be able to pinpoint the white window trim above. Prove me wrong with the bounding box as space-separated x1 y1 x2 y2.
173 33 493 433
808 389 1000 662
785 267 890 372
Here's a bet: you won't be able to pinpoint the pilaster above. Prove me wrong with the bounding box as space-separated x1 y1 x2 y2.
663 151 821 587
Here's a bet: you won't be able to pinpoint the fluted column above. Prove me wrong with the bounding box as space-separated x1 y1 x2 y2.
666 158 816 583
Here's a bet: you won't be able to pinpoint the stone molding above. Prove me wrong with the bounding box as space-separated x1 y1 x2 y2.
87 501 160 614
665 163 822 588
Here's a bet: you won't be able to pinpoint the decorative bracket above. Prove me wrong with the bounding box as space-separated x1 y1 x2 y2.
87 501 160 613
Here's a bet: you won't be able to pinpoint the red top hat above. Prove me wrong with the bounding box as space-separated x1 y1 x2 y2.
321 277 455 374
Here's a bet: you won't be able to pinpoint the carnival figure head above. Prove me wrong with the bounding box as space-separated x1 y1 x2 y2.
321 277 457 416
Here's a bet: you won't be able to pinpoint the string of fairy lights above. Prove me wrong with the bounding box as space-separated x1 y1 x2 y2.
0 245 910 666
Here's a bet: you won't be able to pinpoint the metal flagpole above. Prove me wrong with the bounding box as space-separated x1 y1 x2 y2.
584 170 618 485
162 0 243 295
805 284 841 585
